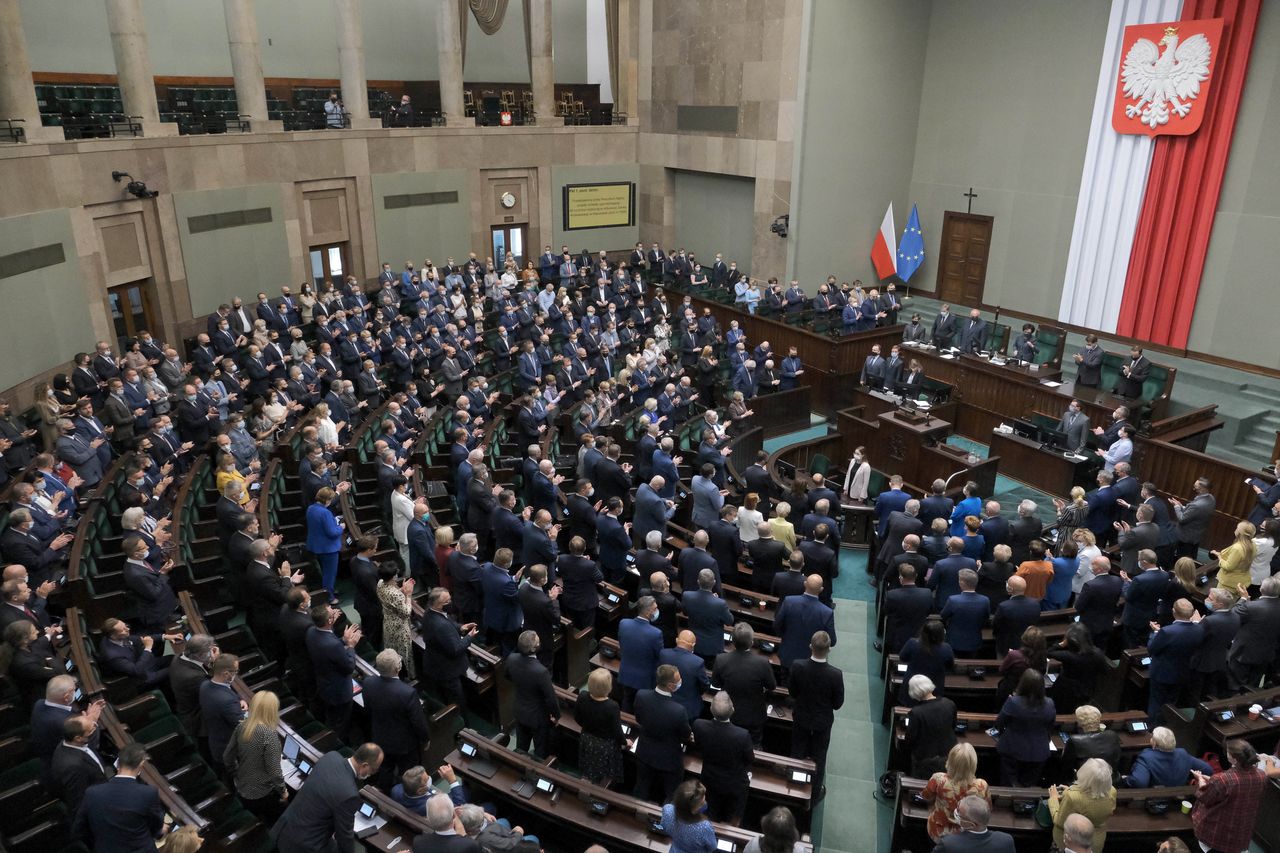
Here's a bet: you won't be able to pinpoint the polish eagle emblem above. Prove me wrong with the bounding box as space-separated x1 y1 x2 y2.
1119 26 1213 130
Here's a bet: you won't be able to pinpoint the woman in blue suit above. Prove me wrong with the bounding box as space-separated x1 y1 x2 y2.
949 481 983 537
306 485 345 605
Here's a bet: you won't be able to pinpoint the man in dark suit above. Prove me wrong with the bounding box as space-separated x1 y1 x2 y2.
929 538 977 611
200 653 244 772
1170 477 1216 559
169 633 213 743
1228 575 1280 692
683 569 734 667
349 539 383 647
70 743 164 852
1113 345 1151 398
517 565 560 671
932 795 1017 852
919 480 955 529
679 531 722 596
798 525 839 606
98 617 174 688
1008 500 1044 565
593 444 633 513
771 551 808 599
596 498 633 583
122 534 177 633
660 630 709 721
712 623 776 746
977 502 1009 562
774 574 837 676
1073 556 1122 649
280 587 316 704
1116 504 1161 573
421 587 478 710
707 506 745 587
51 715 111 811
272 744 384 853
692 691 754 823
874 476 912 540
633 477 675 546
1187 587 1240 700
32 676 102 769
306 603 362 741
876 500 924 581
632 664 692 803
930 304 958 349
619 596 664 712
363 649 430 788
788 631 845 796
505 631 560 757
245 539 302 664
883 564 933 654
1247 461 1280 525
1121 551 1168 648
1072 335 1104 388
1146 598 1203 722
746 523 789 594
958 309 987 354
940 569 991 657
480 550 523 654
991 576 1041 655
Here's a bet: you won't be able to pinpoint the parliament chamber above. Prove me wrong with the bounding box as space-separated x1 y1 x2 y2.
3 1 1280 853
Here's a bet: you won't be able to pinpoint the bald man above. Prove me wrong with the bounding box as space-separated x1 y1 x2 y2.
659 630 710 720
992 574 1040 655
773 574 837 677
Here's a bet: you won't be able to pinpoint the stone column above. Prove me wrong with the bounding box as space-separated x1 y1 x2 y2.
615 0 638 124
527 0 560 125
0 0 62 141
104 0 177 136
223 0 281 132
436 0 472 126
333 0 380 129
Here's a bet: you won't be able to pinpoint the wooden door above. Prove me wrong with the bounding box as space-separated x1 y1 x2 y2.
935 212 993 305
106 282 157 348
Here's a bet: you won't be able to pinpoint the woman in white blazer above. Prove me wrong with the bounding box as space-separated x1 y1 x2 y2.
845 446 871 503
389 476 415 570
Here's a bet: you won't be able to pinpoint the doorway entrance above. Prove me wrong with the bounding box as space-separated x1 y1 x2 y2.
490 225 526 270
935 212 994 305
309 242 349 290
107 282 157 347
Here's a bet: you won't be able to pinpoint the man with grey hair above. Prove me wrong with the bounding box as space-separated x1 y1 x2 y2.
447 532 483 626
170 632 217 739
421 792 471 845
713 621 776 746
1227 575 1280 692
638 569 679 648
636 528 673 581
362 648 429 788
683 568 734 666
978 500 1008 561
634 474 676 544
1073 555 1122 649
933 794 1015 852
1008 498 1041 564
692 690 754 823
747 520 788 594
506 630 558 757
1061 813 1096 853
1188 586 1240 700
940 567 990 657
1124 726 1213 787
32 674 104 767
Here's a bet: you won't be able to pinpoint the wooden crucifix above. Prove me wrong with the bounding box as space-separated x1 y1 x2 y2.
964 187 978 213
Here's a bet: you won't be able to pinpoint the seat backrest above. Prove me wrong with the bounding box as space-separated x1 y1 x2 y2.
1143 364 1172 401
1098 352 1125 392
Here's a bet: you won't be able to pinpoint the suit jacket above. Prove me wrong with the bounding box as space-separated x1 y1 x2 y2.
619 616 664 690
707 519 743 582
32 700 94 766
1007 515 1043 565
596 513 632 574
958 318 987 353
421 609 473 680
877 512 925 568
557 554 603 613
633 484 674 543
746 537 788 593
919 495 955 528
1117 521 1160 572
633 689 691 772
932 829 1017 853
1228 596 1280 666
169 655 209 736
928 555 976 611
940 591 991 651
480 562 522 632
305 627 356 705
271 751 361 853
991 595 1041 654
593 457 632 512
930 312 958 347
98 636 165 685
50 740 111 808
1074 573 1123 640
122 559 175 629
1121 568 1169 631
788 657 845 731
1148 620 1203 685
774 593 836 668
1115 355 1150 397
71 774 163 853
682 589 733 657
1058 410 1090 451
447 551 483 618
1175 493 1216 544
505 652 559 729
659 647 709 720
517 581 560 657
1075 345 1103 387
1190 608 1240 674
200 679 243 760
712 649 776 730
690 476 724 530
692 718 753 790
362 675 430 755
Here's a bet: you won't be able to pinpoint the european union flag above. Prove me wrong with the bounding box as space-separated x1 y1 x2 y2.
897 204 925 283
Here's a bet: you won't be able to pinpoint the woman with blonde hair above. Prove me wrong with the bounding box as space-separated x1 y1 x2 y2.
224 690 287 823
575 667 626 786
160 825 204 853
770 502 797 552
1054 486 1089 541
738 493 765 542
1172 556 1202 599
434 525 457 591
921 743 990 841
251 318 270 349
313 401 342 451
1048 757 1117 851
1212 521 1257 592
1071 528 1101 595
215 453 252 507
32 381 64 452
727 390 753 422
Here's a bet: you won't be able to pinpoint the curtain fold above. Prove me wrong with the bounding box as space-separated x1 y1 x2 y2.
605 0 619 104
458 0 468 68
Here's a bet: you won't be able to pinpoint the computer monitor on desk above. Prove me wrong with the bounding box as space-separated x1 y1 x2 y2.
1011 419 1040 442
1039 426 1070 451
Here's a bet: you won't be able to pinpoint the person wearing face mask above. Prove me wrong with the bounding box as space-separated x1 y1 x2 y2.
845 445 871 503
903 312 929 344
931 305 958 349
634 664 692 804
406 498 438 589
618 596 664 713
270 743 383 853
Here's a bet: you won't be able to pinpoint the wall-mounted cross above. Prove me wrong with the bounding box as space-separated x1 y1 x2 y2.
964 187 978 213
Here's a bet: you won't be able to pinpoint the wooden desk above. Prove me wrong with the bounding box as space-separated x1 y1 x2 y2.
988 429 1093 496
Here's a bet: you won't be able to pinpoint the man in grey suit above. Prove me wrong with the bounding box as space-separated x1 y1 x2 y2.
932 795 1016 852
55 418 105 488
690 464 725 530
633 476 675 546
1057 399 1090 452
1072 335 1104 387
682 569 734 666
1116 504 1161 572
271 744 384 853
1170 477 1216 559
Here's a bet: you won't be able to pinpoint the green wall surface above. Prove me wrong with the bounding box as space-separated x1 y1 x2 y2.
0 209 95 391
791 0 931 291
551 164 641 252
371 170 472 268
173 184 291 318
672 170 755 275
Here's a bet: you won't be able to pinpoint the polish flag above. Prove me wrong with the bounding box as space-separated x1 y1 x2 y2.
870 203 897 280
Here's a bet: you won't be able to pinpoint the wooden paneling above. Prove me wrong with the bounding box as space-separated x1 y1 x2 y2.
1134 438 1261 547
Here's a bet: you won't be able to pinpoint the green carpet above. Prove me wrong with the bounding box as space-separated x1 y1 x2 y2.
812 546 894 853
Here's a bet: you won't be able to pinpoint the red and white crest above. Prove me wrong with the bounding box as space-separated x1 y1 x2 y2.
1112 18 1224 137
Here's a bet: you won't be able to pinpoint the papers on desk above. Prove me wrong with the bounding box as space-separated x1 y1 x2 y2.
940 353 956 360
353 810 387 838
1039 379 1062 387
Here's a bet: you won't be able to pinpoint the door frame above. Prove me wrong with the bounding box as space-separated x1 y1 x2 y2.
106 281 158 346
308 242 350 291
932 211 994 305
490 224 528 270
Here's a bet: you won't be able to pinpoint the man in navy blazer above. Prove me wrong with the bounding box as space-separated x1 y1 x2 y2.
633 477 675 545
272 744 384 853
98 618 173 688
929 538 977 611
919 480 955 528
32 676 102 768
939 570 991 656
874 476 911 539
595 498 633 582
679 531 722 595
1121 551 1168 648
363 649 430 786
1073 556 1123 648
632 665 692 803
421 587 477 709
71 743 164 853
480 550 523 654
200 654 245 772
977 502 1009 562
306 603 362 741
683 569 735 665
991 576 1040 655
1248 461 1280 525
652 439 681 500
1085 471 1119 542
774 575 837 675
1146 599 1204 722
618 598 664 712
660 630 710 720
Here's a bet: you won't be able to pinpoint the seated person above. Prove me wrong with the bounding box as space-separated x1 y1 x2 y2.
96 617 180 689
1123 726 1213 787
391 764 467 815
